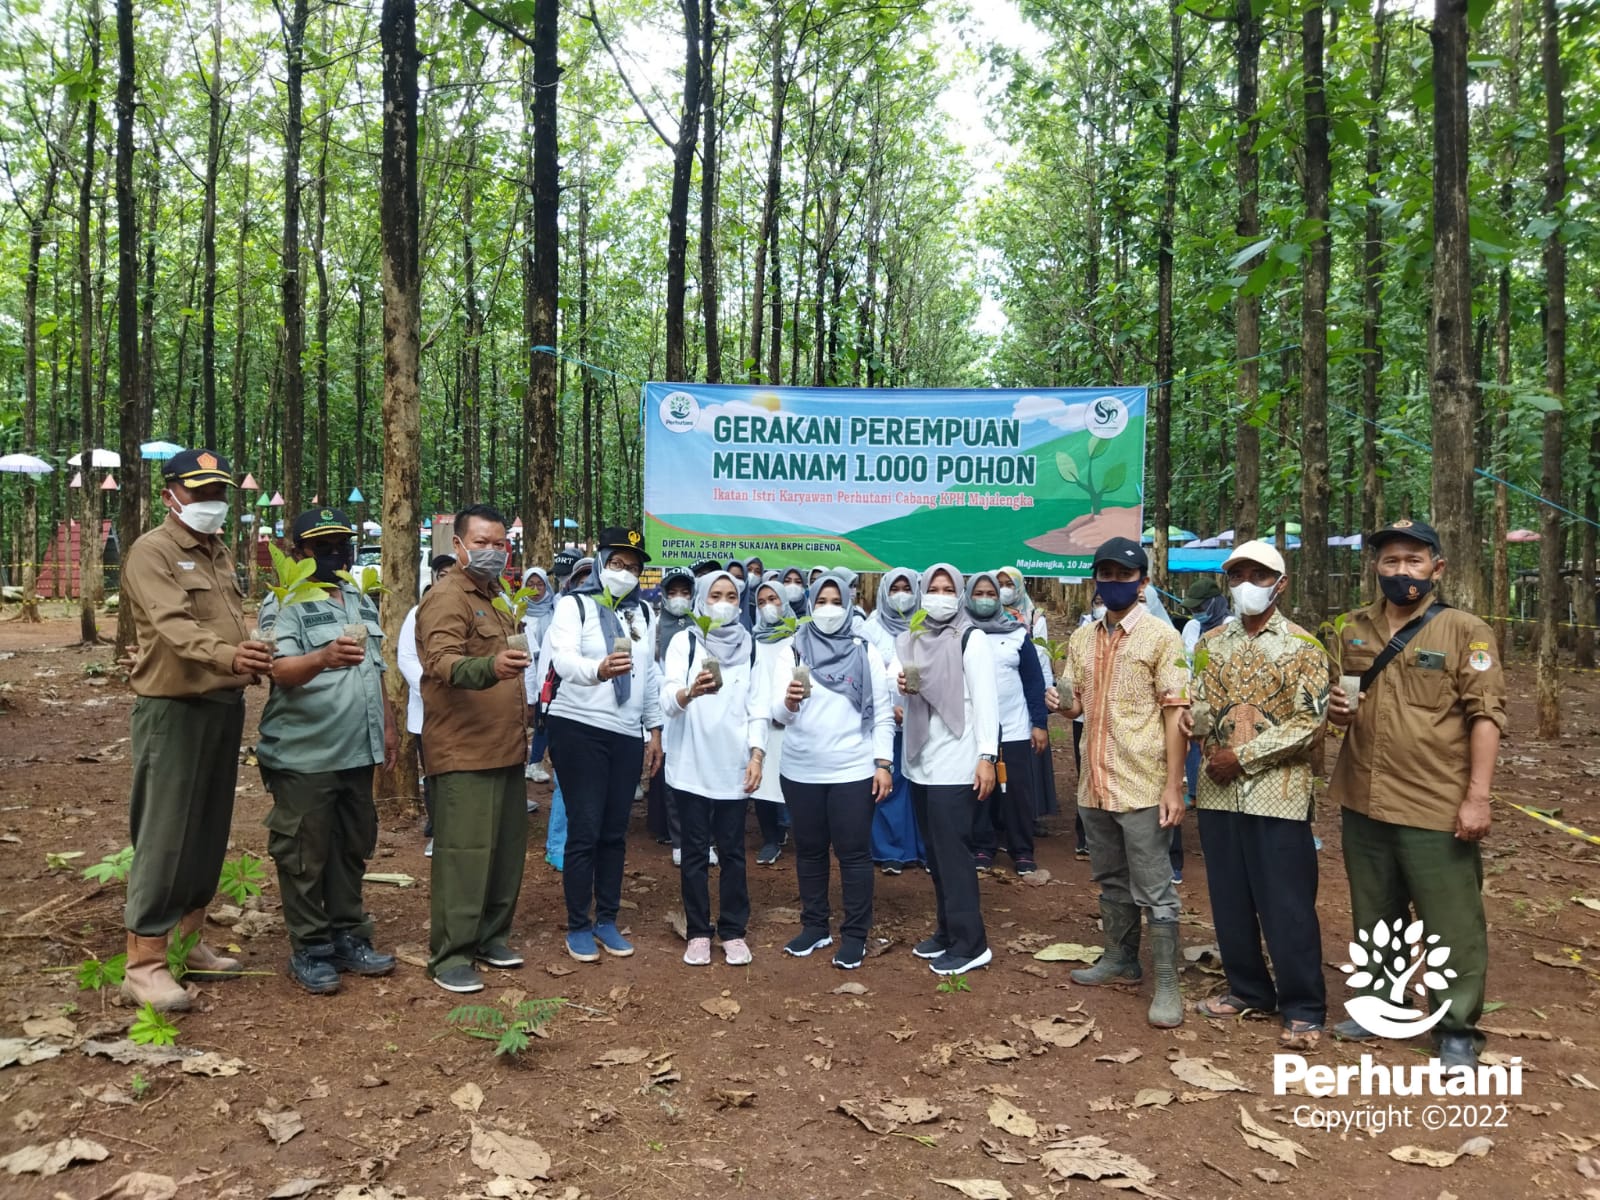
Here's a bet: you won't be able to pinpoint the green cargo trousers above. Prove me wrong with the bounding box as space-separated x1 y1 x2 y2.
1341 806 1488 1048
428 766 528 976
261 766 380 949
125 693 246 936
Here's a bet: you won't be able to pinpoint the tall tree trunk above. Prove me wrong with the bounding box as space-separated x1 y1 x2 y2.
114 0 142 654
1430 0 1485 615
664 0 701 382
461 136 481 505
1360 0 1388 604
1535 0 1565 735
280 0 308 519
353 281 367 490
1231 0 1262 543
524 0 559 565
1151 0 1184 589
1298 1 1331 621
749 14 784 383
231 148 251 582
379 0 422 804
1492 0 1521 653
578 178 595 546
699 0 721 382
77 0 103 645
313 104 331 503
200 0 223 453
1579 408 1598 668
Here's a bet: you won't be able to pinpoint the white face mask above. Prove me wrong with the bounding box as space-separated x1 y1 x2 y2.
999 585 1018 606
601 567 638 598
784 582 805 603
732 576 747 595
759 602 782 625
663 595 691 617
707 601 740 625
1091 605 1107 622
1230 581 1279 617
887 591 916 614
811 604 849 635
170 494 229 535
922 594 959 622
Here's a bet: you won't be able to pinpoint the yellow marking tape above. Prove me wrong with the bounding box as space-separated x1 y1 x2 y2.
1499 797 1600 848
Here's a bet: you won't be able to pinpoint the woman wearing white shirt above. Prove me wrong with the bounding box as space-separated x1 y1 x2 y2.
865 567 924 873
662 571 768 966
750 578 795 865
894 563 1000 977
546 529 663 964
771 572 894 970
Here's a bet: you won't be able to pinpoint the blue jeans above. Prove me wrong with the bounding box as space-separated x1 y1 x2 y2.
528 725 549 766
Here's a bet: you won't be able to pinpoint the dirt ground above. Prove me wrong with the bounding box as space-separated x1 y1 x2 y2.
0 607 1597 1200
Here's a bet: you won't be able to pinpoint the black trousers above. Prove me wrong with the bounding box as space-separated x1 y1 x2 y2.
1197 808 1326 1025
781 776 874 940
1071 721 1087 849
754 799 786 847
548 716 643 933
678 790 750 940
970 739 1037 860
913 781 987 958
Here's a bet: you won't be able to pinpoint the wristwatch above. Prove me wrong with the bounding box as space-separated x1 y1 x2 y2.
874 759 892 770
978 753 998 764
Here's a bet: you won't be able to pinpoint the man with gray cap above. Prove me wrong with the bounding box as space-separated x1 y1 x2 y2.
1191 539 1330 1049
1060 537 1190 1027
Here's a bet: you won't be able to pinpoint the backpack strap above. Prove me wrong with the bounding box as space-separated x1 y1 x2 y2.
1359 602 1449 693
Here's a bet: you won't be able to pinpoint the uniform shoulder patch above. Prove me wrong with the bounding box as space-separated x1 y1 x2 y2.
1468 649 1493 672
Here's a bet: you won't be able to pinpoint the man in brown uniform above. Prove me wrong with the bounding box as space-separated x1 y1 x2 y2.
418 503 531 994
1328 519 1505 1069
121 449 275 1010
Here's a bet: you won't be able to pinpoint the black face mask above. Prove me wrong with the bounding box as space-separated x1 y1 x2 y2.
1379 572 1434 606
311 549 351 584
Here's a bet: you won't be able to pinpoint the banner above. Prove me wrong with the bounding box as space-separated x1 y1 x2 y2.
642 383 1147 576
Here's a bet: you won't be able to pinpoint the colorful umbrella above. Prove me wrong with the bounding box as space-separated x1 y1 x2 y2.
139 440 183 461
67 448 121 468
0 453 53 475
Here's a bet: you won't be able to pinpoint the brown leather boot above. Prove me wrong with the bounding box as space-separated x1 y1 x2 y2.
177 909 242 975
121 932 193 1012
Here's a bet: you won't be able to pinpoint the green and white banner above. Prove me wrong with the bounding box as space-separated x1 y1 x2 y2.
642 383 1147 575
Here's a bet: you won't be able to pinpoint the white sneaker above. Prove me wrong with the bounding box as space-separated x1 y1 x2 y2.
424 838 433 858
672 847 682 867
709 847 720 868
683 937 712 966
525 763 550 783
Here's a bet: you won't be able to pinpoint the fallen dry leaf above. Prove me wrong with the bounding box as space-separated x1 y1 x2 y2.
1532 951 1598 976
267 1180 330 1199
933 1180 1013 1200
1568 1073 1599 1091
256 1109 305 1147
470 1127 551 1181
545 964 575 978
1170 1053 1251 1093
592 1047 649 1068
1033 942 1102 963
833 981 869 996
179 1052 245 1077
712 1088 755 1109
988 1096 1038 1138
1252 1167 1283 1184
880 1097 941 1124
764 906 802 924
12 1109 42 1130
1133 1089 1174 1109
700 997 741 1021
1039 1136 1155 1185
98 1171 178 1200
79 1039 188 1066
1238 1105 1311 1167
1097 1048 1143 1064
0 1136 108 1176
971 1040 1023 1062
1030 1016 1096 1048
1389 1137 1493 1168
79 1084 132 1106
451 1082 485 1113
981 1135 1029 1165
21 1015 76 1039
1572 896 1600 912
838 1098 896 1135
1089 1096 1128 1112
0 1037 62 1069
666 908 689 940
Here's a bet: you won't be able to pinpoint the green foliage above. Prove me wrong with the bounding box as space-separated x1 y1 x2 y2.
908 609 929 638
334 566 387 597
266 543 330 610
218 853 268 905
1033 636 1067 667
166 930 199 982
935 974 971 995
1053 437 1126 515
82 846 134 885
491 578 542 624
129 1003 179 1047
45 850 85 871
76 953 127 992
1294 612 1353 676
129 1071 151 1100
446 997 566 1058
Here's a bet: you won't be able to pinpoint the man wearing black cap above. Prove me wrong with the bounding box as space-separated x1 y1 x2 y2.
1328 519 1505 1069
1059 536 1191 1028
256 509 398 994
119 449 274 1010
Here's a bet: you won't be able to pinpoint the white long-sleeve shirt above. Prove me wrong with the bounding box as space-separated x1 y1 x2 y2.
892 631 1000 786
398 605 424 735
750 639 790 803
661 629 769 798
769 637 894 784
988 625 1034 742
859 611 898 667
546 592 663 737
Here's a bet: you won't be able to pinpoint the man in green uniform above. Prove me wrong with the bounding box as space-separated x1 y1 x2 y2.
257 508 398 993
1329 519 1505 1069
418 503 531 994
121 449 274 1011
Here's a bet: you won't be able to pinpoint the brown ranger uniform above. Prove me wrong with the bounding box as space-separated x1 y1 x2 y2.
121 449 258 1010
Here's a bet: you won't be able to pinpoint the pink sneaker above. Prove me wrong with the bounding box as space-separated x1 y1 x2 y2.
683 937 712 966
722 938 752 966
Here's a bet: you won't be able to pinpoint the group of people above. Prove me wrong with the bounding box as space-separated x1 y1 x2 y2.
116 447 1505 1071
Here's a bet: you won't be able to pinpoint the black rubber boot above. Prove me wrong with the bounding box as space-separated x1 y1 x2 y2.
1070 898 1144 987
1147 918 1184 1028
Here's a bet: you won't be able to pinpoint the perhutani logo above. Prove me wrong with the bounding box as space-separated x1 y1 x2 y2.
1341 917 1455 1038
660 390 699 433
1086 395 1128 438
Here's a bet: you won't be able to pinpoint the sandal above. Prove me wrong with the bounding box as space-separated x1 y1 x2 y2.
1279 1021 1324 1052
1195 993 1275 1020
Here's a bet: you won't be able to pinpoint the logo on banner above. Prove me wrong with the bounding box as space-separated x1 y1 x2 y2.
1086 396 1128 439
660 390 700 434
1340 916 1455 1038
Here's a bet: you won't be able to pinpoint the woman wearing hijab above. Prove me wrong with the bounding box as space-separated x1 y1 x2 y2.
864 568 924 873
648 567 699 858
547 528 663 963
779 566 810 617
751 577 796 865
771 572 895 969
893 564 1000 977
739 556 765 626
964 571 1049 875
536 557 595 872
521 568 557 785
662 571 768 966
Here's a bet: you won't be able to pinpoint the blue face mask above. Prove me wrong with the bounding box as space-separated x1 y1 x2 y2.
1096 578 1143 614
